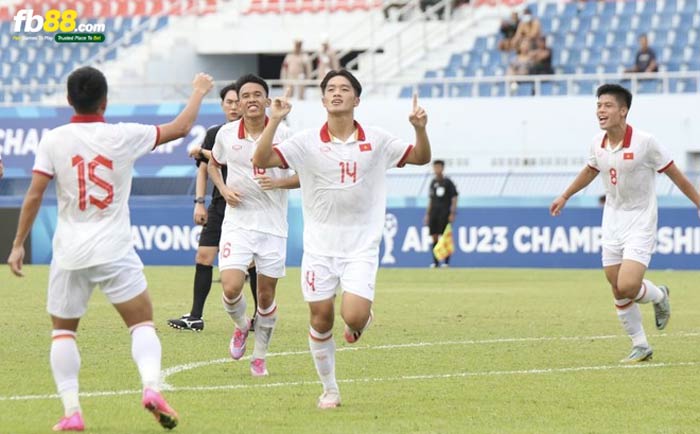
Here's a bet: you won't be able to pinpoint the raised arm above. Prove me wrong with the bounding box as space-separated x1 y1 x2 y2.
7 172 51 276
156 73 214 146
664 163 700 212
550 165 599 216
403 92 431 165
253 88 292 169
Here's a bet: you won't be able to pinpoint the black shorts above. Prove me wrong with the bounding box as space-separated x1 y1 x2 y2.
428 209 450 236
198 199 225 247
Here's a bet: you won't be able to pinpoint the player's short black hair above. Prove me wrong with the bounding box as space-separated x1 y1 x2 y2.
219 83 237 101
67 66 107 114
433 160 445 166
320 69 362 97
235 74 269 97
596 84 632 110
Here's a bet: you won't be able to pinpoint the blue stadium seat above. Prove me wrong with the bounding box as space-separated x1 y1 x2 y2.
513 82 534 97
574 80 598 96
632 13 653 32
669 78 698 93
449 83 473 97
399 86 412 98
681 0 698 13
562 2 577 18
664 0 678 12
473 37 487 52
424 70 438 78
601 1 616 15
677 12 693 30
579 0 597 17
620 1 637 17
654 12 675 29
543 2 557 18
651 29 669 45
641 0 657 14
637 79 661 94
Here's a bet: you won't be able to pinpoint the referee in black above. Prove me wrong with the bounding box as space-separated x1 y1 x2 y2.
424 160 458 268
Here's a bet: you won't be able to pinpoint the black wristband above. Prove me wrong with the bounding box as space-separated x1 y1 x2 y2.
194 197 205 204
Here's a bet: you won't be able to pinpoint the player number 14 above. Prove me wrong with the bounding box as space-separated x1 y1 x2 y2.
339 161 357 183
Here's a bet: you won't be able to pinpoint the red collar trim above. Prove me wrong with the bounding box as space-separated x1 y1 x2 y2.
600 125 633 149
238 117 269 139
70 114 105 123
320 121 366 143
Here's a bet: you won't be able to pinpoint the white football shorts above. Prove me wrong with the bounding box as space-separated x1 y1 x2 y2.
301 252 378 302
47 248 147 318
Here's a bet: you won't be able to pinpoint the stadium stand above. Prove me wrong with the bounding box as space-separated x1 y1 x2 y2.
0 0 219 103
402 0 700 97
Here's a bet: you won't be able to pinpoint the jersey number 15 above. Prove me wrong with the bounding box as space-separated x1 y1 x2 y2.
72 155 114 210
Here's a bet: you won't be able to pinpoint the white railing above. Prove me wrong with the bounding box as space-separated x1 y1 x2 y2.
2 70 698 105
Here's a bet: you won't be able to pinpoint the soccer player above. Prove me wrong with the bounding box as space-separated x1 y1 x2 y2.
167 83 261 332
550 84 700 363
425 159 458 267
253 70 431 408
6 66 214 431
208 74 299 377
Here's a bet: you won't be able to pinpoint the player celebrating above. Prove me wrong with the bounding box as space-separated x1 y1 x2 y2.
208 74 298 377
6 66 214 431
253 70 431 408
550 84 700 363
167 83 261 332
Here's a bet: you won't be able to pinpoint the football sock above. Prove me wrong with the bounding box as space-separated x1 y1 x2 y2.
50 330 81 417
252 302 278 360
431 243 439 266
130 322 161 391
222 293 249 330
309 327 338 393
615 299 648 348
634 279 664 304
190 263 213 319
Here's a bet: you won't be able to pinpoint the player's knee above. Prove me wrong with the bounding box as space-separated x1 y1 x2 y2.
616 280 641 299
195 249 215 266
310 315 333 334
341 310 370 331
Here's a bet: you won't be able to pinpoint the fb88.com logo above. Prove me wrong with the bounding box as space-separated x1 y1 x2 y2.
13 9 79 32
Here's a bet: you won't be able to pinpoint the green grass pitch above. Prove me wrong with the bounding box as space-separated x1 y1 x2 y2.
1 266 700 433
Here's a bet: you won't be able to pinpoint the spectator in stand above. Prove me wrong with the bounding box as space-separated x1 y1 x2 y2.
498 11 520 51
508 40 533 76
530 36 554 75
625 34 658 73
512 7 541 50
316 39 340 80
281 39 312 100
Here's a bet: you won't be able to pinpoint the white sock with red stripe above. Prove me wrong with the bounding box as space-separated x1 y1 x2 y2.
50 330 81 417
308 327 338 393
615 299 648 348
634 279 664 304
252 302 278 360
222 293 249 330
130 322 161 391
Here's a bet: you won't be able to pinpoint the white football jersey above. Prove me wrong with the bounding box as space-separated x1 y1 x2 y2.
587 125 673 243
33 115 159 270
211 118 293 237
274 122 413 258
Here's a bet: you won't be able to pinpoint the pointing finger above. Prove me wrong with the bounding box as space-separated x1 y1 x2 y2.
412 91 418 111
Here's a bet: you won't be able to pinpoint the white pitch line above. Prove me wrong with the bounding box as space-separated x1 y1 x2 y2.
2 361 698 402
159 330 700 387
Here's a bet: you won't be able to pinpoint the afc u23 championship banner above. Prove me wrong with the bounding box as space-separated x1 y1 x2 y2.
30 205 700 269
